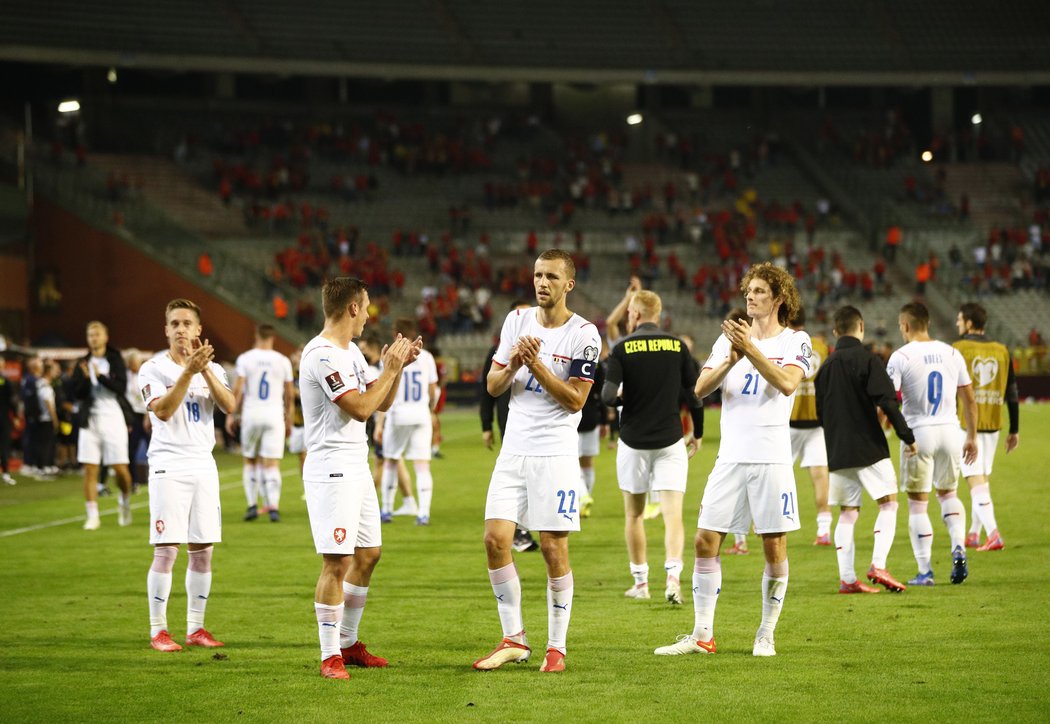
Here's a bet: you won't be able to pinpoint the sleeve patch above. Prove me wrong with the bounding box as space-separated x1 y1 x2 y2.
141 384 151 402
325 372 346 392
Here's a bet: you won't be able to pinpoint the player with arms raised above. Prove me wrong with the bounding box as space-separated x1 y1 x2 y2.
140 299 235 652
473 249 601 674
300 277 421 680
227 325 294 522
656 262 808 658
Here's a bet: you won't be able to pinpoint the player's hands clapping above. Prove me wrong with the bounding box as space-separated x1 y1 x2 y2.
722 318 754 355
185 338 214 374
516 336 542 370
381 334 416 370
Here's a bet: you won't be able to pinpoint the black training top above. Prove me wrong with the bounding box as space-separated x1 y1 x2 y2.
602 323 703 450
814 335 915 471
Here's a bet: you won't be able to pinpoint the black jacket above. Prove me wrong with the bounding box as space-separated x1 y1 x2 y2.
480 344 511 439
814 335 914 471
70 346 133 429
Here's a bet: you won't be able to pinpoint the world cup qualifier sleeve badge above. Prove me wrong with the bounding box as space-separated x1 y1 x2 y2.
325 372 345 393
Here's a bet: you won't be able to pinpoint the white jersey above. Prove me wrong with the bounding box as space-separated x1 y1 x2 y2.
494 307 601 457
235 348 293 414
126 369 147 415
385 349 439 426
703 328 812 464
139 355 229 472
88 354 124 419
300 335 378 481
886 340 971 429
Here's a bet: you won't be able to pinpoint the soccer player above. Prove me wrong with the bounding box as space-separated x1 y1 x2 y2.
473 249 601 674
655 262 808 658
815 306 915 594
140 299 235 652
481 300 540 552
887 302 978 586
299 277 420 680
602 290 702 606
228 325 294 522
376 318 440 525
954 303 1019 551
71 321 134 530
788 309 833 546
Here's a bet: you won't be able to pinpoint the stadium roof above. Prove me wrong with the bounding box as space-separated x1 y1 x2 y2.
2 0 1049 85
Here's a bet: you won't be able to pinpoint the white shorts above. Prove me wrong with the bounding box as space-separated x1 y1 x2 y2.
698 461 801 535
959 430 999 479
288 426 305 454
382 419 432 460
305 465 381 555
77 414 129 465
240 408 285 460
829 458 897 508
149 466 222 544
790 426 827 468
485 453 582 532
578 428 600 457
616 439 688 494
900 425 961 494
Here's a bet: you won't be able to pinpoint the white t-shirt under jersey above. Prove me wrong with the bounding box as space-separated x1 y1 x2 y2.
89 355 124 419
886 340 971 429
234 348 294 414
139 355 229 472
299 335 378 481
385 349 439 426
703 328 812 464
493 307 601 457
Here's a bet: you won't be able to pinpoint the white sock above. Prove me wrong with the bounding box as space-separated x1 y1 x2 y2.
968 486 983 535
970 483 998 534
816 511 833 537
581 467 596 495
758 560 789 640
871 501 898 569
415 466 433 518
664 558 684 582
147 547 177 637
340 582 368 648
691 557 721 642
85 500 99 519
400 496 416 511
938 492 966 552
835 510 858 583
488 564 524 641
734 533 747 547
908 500 934 573
185 546 213 634
648 491 661 505
547 572 573 655
315 602 343 660
243 463 257 506
629 562 649 586
262 467 282 510
380 463 398 514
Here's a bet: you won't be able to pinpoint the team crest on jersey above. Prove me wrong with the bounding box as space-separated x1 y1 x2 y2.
971 357 998 387
141 384 151 402
333 527 347 544
583 345 599 361
155 520 165 534
325 372 345 392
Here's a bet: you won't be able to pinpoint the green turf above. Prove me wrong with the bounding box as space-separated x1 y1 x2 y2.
1 406 1049 722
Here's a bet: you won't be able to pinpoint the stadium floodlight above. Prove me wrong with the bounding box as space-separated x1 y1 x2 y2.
107 67 118 84
626 113 643 126
57 100 80 114
921 150 933 162
971 113 982 125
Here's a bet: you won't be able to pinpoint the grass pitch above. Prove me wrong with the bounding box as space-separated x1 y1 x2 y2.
1 406 1049 722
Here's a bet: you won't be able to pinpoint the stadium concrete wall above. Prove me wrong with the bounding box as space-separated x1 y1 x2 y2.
29 198 289 361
